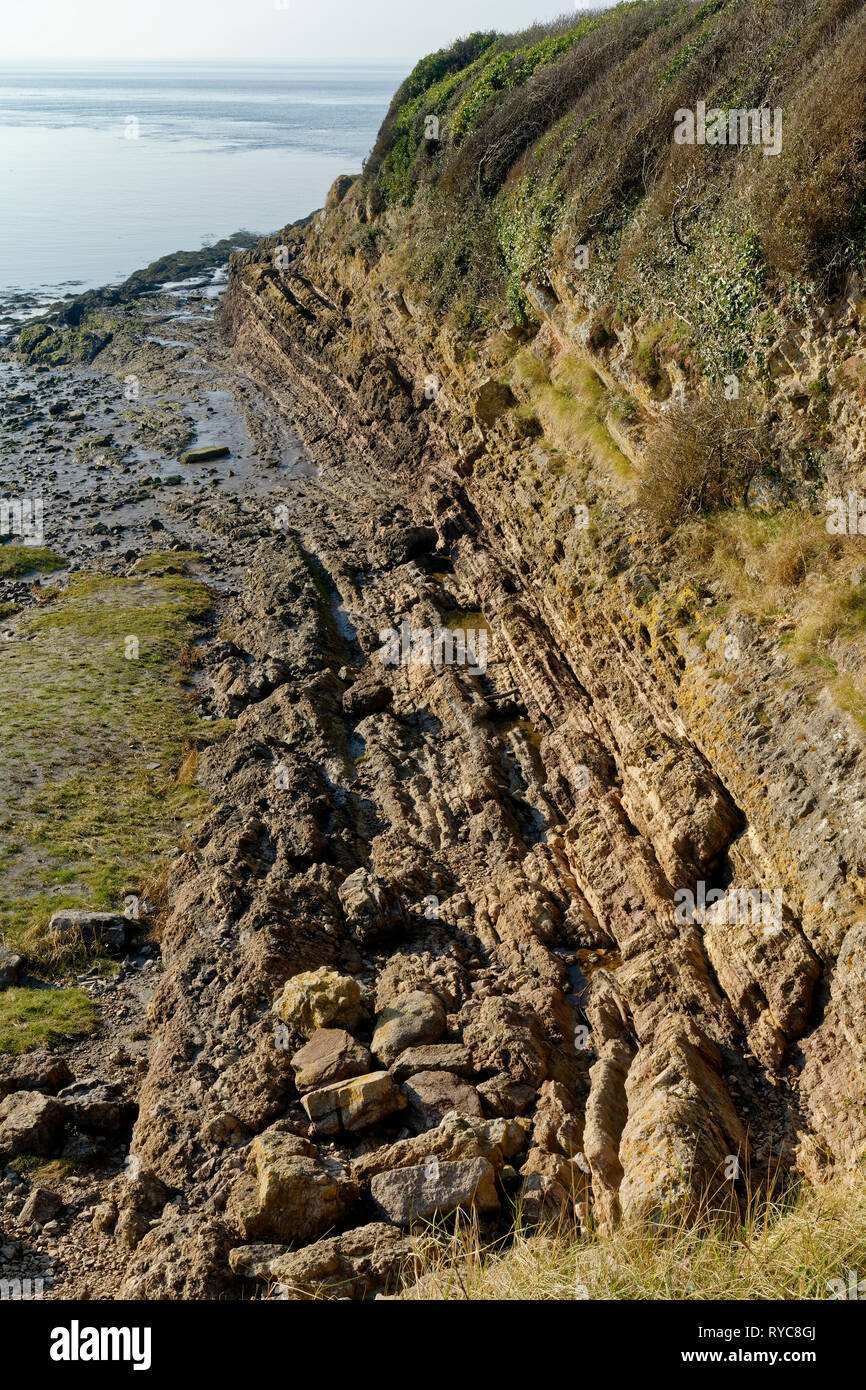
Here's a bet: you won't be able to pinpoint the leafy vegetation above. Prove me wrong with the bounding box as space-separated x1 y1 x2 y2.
353 0 865 344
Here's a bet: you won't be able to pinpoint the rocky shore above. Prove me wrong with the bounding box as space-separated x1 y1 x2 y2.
1 241 604 1300
2 0 866 1303
1 209 864 1299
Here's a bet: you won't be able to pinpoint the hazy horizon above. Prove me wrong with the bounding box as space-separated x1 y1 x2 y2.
2 0 622 65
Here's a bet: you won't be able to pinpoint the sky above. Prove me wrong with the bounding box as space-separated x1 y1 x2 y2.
0 0 623 65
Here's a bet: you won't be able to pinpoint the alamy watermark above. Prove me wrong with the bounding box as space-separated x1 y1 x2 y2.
826 492 866 535
1 1277 43 1300
1 497 44 546
827 1270 866 1299
378 620 488 676
674 880 783 936
674 103 782 155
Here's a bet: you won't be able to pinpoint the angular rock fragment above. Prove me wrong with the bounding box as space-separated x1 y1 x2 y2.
227 1130 358 1243
372 990 446 1066
273 965 364 1037
351 1112 529 1185
0 942 21 987
301 1070 407 1135
20 1186 63 1226
371 1156 499 1225
338 867 408 944
92 1200 119 1235
402 1070 484 1132
179 444 230 464
476 1074 537 1117
290 1028 372 1094
0 1091 66 1159
0 1053 72 1101
390 1044 474 1083
58 1080 136 1133
48 909 128 951
229 1221 412 1299
461 996 548 1086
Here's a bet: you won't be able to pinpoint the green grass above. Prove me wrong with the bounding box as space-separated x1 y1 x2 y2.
0 546 65 578
0 986 98 1054
0 563 227 975
676 508 866 727
511 351 632 479
132 549 204 575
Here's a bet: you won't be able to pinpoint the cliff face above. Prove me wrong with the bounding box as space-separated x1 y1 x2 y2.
121 1 866 1297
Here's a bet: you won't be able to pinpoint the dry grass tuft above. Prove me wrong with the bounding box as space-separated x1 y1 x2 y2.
397 1175 866 1300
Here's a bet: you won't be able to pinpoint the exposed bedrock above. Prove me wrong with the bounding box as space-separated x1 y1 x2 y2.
116 207 866 1299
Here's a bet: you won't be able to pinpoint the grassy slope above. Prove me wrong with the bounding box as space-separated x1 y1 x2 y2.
362 0 866 343
311 0 866 723
0 554 228 1051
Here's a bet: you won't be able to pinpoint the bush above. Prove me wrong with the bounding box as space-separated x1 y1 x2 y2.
634 324 667 388
639 391 773 526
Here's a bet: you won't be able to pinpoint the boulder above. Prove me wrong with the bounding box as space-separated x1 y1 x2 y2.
390 1044 474 1083
0 1054 72 1102
351 1112 529 1185
372 991 446 1066
20 1186 63 1226
520 1158 577 1227
371 1157 499 1225
0 943 21 987
290 1028 371 1094
461 996 549 1086
338 869 408 944
227 1131 358 1244
476 1074 537 1117
402 1071 484 1132
0 1091 67 1159
273 966 364 1038
229 1222 412 1300
92 1200 119 1235
119 1214 238 1300
301 1071 407 1136
58 1081 136 1133
115 1209 152 1250
179 445 230 464
48 909 127 952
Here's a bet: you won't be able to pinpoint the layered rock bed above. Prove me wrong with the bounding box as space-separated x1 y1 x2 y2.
1 177 865 1298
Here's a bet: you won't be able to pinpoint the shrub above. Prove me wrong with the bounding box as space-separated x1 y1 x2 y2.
639 391 773 526
634 324 667 387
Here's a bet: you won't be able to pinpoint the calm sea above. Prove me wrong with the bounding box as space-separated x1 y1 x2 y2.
0 61 403 328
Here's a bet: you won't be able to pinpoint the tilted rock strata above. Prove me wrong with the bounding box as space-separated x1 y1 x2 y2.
112 179 866 1298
